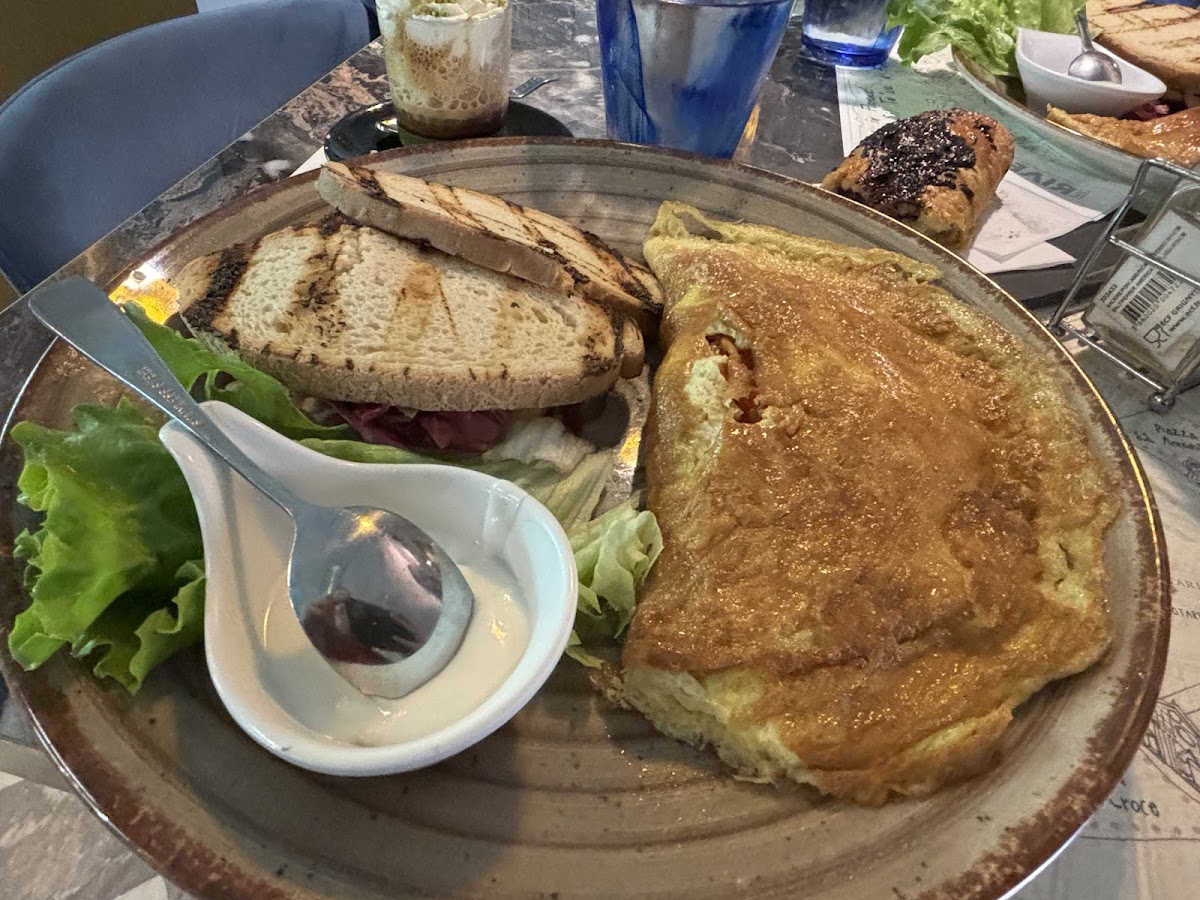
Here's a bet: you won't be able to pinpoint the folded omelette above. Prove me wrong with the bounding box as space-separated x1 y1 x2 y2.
620 203 1118 805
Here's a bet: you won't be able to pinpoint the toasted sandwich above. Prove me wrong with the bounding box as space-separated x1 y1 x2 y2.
174 216 644 452
1089 0 1200 107
317 162 663 329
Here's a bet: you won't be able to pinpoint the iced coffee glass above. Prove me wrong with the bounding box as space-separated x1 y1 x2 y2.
376 0 512 140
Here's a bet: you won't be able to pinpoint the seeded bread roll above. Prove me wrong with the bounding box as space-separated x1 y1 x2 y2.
821 109 1015 251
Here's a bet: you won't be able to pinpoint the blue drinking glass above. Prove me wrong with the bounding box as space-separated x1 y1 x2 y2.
596 0 795 159
800 0 901 68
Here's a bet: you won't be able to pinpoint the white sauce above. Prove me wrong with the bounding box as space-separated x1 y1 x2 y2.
258 549 530 747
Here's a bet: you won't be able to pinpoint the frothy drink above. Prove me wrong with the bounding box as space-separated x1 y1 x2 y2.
378 0 512 140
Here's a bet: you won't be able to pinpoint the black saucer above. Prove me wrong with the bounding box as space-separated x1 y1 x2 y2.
324 100 573 162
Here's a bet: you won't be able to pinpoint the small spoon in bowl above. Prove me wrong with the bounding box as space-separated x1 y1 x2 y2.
26 278 474 700
1067 10 1122 83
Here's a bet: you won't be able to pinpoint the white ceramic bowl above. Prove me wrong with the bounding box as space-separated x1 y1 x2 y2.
1016 27 1166 117
159 401 577 777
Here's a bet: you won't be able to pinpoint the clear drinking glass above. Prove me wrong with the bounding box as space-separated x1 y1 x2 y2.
800 0 900 68
376 0 513 140
596 0 795 159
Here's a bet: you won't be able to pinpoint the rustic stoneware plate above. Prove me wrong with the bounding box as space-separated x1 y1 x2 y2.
0 139 1170 900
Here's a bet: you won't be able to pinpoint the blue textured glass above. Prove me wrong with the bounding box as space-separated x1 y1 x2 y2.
800 0 900 68
596 0 794 158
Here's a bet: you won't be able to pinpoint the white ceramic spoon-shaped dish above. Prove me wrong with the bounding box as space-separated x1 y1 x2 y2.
1016 27 1166 117
159 401 577 777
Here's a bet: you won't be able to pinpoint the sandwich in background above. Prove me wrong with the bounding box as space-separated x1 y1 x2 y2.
1089 0 1200 109
1039 1 1200 163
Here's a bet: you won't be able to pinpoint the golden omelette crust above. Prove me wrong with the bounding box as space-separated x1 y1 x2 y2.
1047 106 1200 168
620 204 1118 805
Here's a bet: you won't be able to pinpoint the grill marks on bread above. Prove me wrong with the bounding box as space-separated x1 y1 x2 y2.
173 222 641 411
1089 0 1200 104
317 162 662 328
290 225 352 356
179 243 254 346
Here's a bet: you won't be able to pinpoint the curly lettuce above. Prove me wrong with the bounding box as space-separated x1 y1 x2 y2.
566 497 663 667
887 0 1084 77
8 401 205 691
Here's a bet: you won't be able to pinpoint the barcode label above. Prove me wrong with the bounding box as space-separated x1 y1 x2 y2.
1084 209 1200 375
1121 270 1174 325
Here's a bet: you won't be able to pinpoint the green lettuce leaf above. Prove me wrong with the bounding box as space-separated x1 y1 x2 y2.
88 561 206 688
8 400 204 690
127 304 352 441
300 438 615 536
888 0 1084 77
565 497 663 667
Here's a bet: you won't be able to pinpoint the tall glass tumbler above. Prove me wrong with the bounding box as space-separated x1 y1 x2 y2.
597 0 795 158
377 0 512 140
800 0 900 68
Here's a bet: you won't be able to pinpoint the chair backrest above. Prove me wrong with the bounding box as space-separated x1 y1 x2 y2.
0 0 370 294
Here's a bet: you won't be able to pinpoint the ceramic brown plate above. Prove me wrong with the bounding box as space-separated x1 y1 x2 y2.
0 139 1170 900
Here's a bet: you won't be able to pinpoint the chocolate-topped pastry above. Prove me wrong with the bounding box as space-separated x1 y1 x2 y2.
821 109 1015 250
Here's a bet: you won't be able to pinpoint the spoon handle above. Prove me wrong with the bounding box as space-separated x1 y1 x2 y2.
1076 10 1096 51
27 278 306 518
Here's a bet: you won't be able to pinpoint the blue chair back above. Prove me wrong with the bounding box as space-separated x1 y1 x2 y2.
0 0 370 293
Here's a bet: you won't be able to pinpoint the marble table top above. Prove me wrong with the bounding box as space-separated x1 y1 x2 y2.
0 4 1169 899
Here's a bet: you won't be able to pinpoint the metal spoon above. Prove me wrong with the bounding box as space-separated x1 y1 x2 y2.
1067 11 1122 83
26 278 474 700
509 75 558 99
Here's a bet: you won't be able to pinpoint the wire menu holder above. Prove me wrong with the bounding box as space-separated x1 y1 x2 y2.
1047 158 1200 412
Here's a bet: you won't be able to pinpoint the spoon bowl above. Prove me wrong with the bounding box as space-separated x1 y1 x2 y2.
1067 11 1123 84
287 503 474 698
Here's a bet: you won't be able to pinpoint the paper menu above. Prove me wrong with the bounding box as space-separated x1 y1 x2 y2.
973 176 1103 260
291 148 328 176
1017 338 1200 899
960 176 1102 274
967 241 1074 276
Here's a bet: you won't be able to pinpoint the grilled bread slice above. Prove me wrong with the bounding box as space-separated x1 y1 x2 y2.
1089 0 1200 107
173 219 642 411
317 162 663 328
619 203 1117 804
